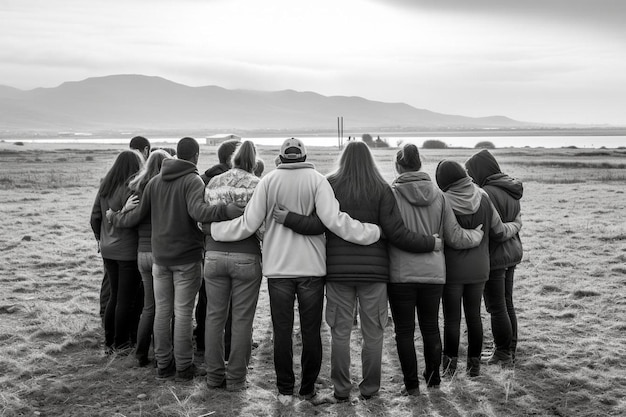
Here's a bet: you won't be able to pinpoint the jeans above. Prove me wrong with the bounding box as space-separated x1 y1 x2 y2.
483 268 512 354
442 282 486 358
204 252 262 389
102 258 142 349
268 277 324 396
388 283 443 389
505 266 518 354
325 282 387 398
135 252 155 361
194 279 207 351
153 261 202 371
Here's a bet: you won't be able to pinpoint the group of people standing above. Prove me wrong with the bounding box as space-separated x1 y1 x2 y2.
90 135 523 402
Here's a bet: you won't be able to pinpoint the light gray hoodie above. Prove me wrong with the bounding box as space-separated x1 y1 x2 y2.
389 171 482 284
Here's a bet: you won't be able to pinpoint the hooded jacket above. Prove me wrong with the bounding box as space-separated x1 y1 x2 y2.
111 158 229 266
466 150 524 268
200 163 230 185
388 172 483 284
91 184 138 261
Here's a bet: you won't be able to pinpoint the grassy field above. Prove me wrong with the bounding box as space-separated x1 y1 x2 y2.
0 141 625 417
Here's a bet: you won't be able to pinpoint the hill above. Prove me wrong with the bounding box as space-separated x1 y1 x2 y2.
0 74 529 133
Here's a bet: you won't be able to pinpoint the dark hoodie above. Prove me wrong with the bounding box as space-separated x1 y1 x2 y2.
111 158 229 266
466 150 524 268
200 163 230 185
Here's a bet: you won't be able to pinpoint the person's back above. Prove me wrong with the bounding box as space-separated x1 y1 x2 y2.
389 171 446 283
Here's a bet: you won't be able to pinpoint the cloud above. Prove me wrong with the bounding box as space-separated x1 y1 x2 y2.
377 0 626 36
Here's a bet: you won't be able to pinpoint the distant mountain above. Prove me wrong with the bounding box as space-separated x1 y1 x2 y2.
0 74 530 133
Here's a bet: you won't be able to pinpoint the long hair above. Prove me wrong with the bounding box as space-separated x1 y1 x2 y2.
99 150 144 198
233 140 256 173
327 141 387 204
129 149 171 193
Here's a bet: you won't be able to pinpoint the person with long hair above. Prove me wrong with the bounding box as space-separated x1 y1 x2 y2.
465 150 524 365
387 144 485 395
201 140 263 391
90 149 144 355
126 149 172 366
435 159 520 378
277 141 479 401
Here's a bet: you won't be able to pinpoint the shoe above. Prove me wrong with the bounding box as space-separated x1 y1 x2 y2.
483 349 512 366
227 381 248 392
175 364 207 382
104 345 115 356
299 390 316 401
207 379 226 390
277 394 293 405
156 360 176 380
136 353 151 367
400 386 419 396
467 357 481 378
112 342 134 357
359 393 377 401
333 393 349 403
442 355 458 377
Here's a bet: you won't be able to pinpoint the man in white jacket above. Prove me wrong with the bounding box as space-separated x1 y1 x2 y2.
211 138 380 403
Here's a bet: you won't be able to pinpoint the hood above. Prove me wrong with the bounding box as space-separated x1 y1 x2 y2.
161 158 199 181
465 149 501 187
443 177 483 215
484 173 524 200
392 171 439 207
203 163 229 179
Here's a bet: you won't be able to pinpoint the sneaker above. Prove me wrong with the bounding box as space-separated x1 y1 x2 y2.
137 355 151 367
175 364 207 382
400 386 420 397
227 381 248 392
156 360 176 380
483 350 512 366
277 394 293 405
359 392 378 401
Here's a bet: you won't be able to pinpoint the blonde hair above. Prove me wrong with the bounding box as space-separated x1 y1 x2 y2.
129 149 171 193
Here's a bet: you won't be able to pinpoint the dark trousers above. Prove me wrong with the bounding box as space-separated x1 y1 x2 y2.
483 268 512 353
103 258 142 348
442 282 485 358
505 266 518 353
268 277 324 396
388 283 443 389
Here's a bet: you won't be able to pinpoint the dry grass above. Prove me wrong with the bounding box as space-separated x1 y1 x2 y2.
1 142 625 416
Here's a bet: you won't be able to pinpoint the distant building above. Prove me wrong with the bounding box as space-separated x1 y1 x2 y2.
206 134 241 146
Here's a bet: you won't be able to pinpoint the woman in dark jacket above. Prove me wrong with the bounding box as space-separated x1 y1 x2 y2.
90 150 144 354
435 160 520 377
279 141 440 401
466 150 524 364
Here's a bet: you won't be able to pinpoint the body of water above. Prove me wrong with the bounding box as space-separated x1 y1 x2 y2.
4 135 626 149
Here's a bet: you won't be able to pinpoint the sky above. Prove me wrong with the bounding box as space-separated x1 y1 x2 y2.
1 0 625 125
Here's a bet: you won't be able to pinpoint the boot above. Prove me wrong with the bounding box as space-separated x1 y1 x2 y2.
442 355 458 377
467 357 480 377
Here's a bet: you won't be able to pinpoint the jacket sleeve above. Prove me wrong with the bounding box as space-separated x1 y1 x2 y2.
211 180 267 241
442 197 484 249
186 176 229 222
489 200 522 242
110 186 151 229
90 193 102 240
283 211 326 235
380 187 435 253
314 179 380 245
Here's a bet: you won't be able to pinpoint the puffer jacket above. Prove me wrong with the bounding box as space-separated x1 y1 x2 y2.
389 172 483 284
466 150 523 269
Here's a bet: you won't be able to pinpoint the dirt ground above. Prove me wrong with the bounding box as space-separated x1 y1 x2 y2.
1 142 625 416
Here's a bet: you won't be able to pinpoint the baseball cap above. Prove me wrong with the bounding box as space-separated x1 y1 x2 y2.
280 137 307 160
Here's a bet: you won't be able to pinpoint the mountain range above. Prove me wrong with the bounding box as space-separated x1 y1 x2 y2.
0 74 529 134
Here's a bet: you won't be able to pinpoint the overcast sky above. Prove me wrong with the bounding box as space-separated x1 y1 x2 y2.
1 0 625 125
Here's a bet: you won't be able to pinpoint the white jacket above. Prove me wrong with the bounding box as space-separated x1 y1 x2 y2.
211 162 380 278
